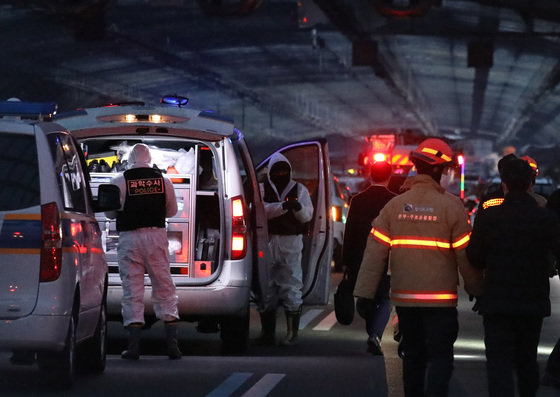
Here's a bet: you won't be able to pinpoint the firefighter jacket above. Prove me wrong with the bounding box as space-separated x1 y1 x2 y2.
466 191 560 316
353 174 484 307
343 184 396 288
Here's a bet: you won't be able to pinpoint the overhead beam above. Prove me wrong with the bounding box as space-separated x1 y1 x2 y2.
498 60 560 144
313 0 439 134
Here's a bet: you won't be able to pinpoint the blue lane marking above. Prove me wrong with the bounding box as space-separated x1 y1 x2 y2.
206 372 253 397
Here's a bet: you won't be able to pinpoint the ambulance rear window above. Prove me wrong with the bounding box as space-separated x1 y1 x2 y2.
0 133 40 211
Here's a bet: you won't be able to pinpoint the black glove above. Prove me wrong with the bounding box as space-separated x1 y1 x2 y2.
282 200 302 212
356 297 376 320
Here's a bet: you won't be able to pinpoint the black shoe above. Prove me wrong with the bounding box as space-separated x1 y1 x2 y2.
366 336 383 356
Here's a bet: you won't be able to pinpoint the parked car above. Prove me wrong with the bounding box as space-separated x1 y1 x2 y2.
0 101 119 389
331 175 349 272
54 96 333 353
483 176 557 201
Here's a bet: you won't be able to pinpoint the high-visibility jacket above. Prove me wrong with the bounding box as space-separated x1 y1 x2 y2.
354 174 484 307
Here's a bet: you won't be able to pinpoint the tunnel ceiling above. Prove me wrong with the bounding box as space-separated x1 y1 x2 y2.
1 0 560 166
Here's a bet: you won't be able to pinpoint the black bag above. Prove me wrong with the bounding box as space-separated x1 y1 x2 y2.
334 272 355 325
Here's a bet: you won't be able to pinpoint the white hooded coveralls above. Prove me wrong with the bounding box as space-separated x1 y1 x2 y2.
106 143 179 326
260 153 313 312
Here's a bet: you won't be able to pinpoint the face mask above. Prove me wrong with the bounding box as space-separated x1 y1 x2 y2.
440 168 458 195
270 171 290 193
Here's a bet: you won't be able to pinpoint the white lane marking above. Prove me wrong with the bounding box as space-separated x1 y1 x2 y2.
312 310 338 331
240 373 286 397
298 309 323 330
206 372 252 397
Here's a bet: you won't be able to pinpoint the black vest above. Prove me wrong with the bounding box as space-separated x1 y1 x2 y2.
263 180 309 235
116 167 167 231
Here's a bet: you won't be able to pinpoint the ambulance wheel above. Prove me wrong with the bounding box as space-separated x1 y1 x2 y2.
76 301 107 374
38 315 76 391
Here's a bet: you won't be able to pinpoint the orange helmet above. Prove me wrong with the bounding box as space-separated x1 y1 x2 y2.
410 138 453 165
521 155 539 176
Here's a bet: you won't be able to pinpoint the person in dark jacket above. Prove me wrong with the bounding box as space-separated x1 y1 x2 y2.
542 188 560 389
466 158 560 397
343 160 395 355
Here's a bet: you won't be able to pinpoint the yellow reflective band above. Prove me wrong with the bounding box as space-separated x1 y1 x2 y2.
392 290 458 302
4 213 41 220
391 238 451 249
371 228 391 246
421 147 452 162
0 248 40 254
482 198 504 210
451 233 470 249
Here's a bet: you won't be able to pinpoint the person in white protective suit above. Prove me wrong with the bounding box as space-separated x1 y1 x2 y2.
105 143 181 360
256 153 313 346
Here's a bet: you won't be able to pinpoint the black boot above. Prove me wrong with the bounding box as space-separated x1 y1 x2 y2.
121 323 143 360
280 307 301 347
366 335 384 356
254 310 276 346
165 321 182 360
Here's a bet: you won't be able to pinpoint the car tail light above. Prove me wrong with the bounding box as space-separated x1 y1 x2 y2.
40 202 62 282
231 196 247 260
331 205 342 222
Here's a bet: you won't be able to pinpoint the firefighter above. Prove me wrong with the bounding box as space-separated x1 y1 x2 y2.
466 158 560 397
343 159 396 355
106 143 182 360
354 138 483 396
256 153 313 347
520 155 548 207
479 154 546 214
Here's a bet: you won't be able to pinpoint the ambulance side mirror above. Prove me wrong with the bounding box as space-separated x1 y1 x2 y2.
93 184 121 212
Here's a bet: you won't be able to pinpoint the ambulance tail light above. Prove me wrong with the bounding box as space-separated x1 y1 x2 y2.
231 196 247 260
40 202 62 282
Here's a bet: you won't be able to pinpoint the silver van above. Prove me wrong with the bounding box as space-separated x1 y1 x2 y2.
55 96 333 353
0 101 119 389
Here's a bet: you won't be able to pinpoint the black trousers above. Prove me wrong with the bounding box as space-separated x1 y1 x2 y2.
483 314 543 397
396 306 458 397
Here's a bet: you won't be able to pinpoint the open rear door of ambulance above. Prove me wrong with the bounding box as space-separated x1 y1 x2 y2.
256 139 333 306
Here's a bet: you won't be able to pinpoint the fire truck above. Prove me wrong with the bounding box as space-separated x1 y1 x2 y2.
359 131 466 199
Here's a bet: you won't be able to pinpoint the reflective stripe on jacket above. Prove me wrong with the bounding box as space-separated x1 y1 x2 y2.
353 174 484 307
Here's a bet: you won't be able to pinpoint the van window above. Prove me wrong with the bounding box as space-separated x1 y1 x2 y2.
0 133 40 211
47 133 87 213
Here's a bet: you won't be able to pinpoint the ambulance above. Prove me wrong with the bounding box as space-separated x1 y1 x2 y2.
55 96 333 353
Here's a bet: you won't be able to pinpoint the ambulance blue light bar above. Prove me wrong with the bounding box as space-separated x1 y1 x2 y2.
0 101 57 121
161 95 189 108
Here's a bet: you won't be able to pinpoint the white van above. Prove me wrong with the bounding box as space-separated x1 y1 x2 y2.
55 96 333 353
0 101 119 389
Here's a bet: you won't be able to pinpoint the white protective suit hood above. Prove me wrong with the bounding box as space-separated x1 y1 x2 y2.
129 143 152 167
267 152 296 197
